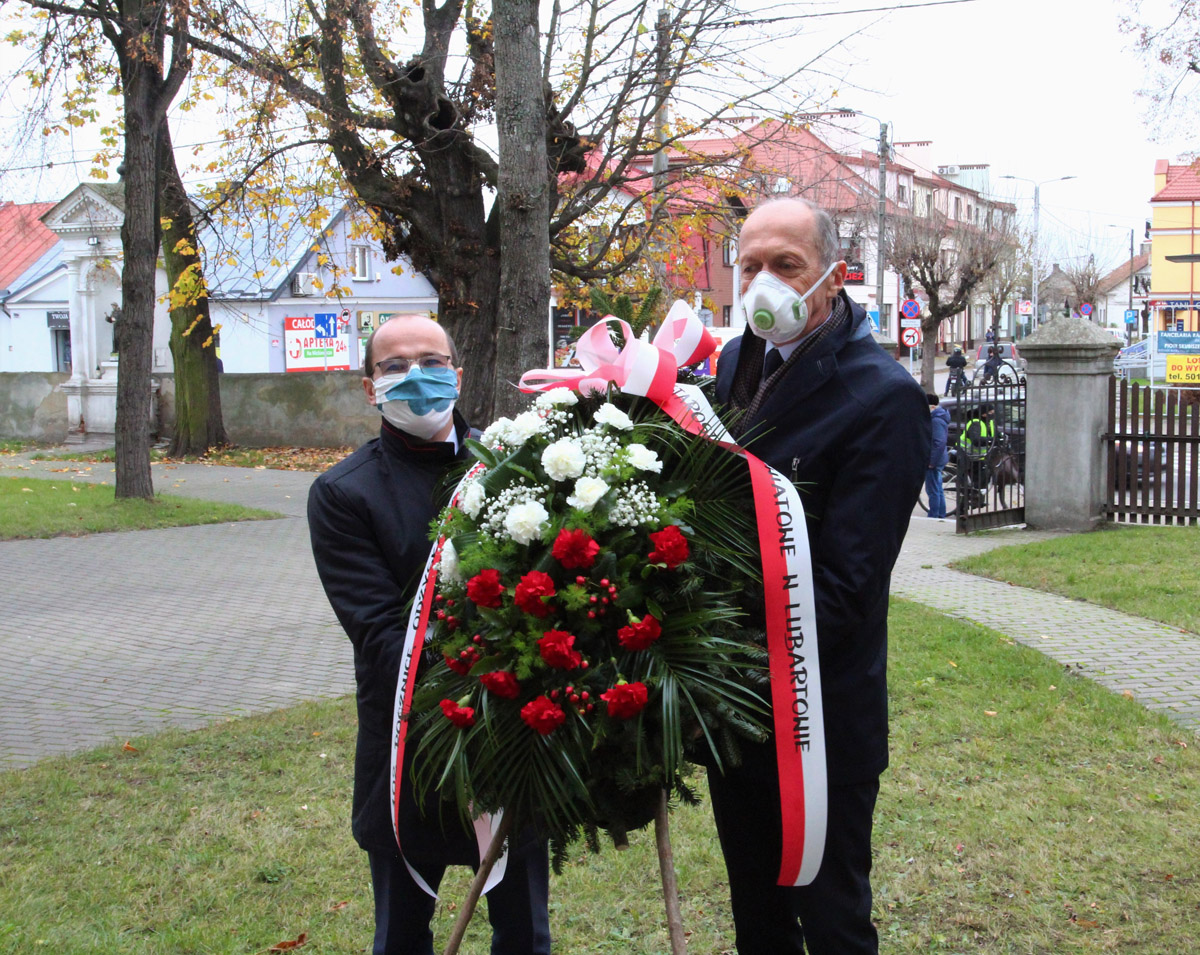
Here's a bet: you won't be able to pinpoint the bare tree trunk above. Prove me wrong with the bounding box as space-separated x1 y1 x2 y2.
159 122 228 456
491 0 550 420
920 313 941 392
115 67 158 500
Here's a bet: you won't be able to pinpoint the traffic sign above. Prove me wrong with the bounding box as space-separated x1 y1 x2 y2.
900 299 921 320
1018 300 1033 315
1124 309 1138 325
900 327 921 348
314 312 338 339
900 317 921 329
1079 303 1093 317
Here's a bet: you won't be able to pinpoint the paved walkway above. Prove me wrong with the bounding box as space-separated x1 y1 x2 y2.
2 447 1198 771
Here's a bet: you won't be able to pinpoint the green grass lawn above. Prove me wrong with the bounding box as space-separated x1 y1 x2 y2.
951 524 1200 634
0 476 280 540
2 600 1197 954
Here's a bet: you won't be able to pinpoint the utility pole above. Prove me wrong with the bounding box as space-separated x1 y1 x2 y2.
650 5 670 295
1000 174 1075 331
876 120 888 336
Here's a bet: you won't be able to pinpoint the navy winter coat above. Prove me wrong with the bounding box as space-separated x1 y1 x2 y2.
930 405 951 469
308 416 478 857
716 292 930 783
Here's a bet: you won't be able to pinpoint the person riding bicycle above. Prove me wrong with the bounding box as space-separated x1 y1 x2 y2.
958 403 996 506
945 345 967 396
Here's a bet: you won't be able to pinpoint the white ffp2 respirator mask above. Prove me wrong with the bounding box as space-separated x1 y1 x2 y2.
742 262 838 344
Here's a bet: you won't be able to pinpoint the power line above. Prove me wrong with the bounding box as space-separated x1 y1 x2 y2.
713 0 981 28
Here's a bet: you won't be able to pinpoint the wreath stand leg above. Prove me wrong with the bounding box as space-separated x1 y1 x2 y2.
442 813 514 955
655 789 687 955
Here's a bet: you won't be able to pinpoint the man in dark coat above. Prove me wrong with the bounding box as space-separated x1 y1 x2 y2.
713 197 930 954
308 315 551 955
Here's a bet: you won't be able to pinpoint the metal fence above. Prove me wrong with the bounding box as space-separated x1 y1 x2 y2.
1104 378 1200 525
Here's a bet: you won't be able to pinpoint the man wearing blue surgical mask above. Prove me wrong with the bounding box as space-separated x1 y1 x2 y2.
714 199 930 955
308 315 551 955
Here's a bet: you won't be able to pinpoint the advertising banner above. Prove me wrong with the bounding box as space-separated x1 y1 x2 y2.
1166 354 1200 385
1156 331 1200 355
284 315 351 372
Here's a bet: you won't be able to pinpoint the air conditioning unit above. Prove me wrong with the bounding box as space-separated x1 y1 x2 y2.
291 272 318 296
937 165 960 177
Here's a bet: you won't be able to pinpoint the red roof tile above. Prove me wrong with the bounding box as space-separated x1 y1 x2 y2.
1151 162 1200 201
1098 253 1150 295
0 202 58 290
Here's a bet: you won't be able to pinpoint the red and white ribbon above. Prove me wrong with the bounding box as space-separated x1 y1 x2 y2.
521 300 828 886
389 463 506 898
394 301 826 889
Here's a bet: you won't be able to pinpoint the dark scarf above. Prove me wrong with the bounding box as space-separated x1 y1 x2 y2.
728 294 851 439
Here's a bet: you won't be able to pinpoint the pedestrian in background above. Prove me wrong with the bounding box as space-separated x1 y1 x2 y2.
926 393 950 519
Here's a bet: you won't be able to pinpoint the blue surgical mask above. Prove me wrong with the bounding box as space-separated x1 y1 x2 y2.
373 366 459 439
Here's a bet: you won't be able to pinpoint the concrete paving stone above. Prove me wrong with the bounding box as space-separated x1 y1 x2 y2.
5 456 1199 769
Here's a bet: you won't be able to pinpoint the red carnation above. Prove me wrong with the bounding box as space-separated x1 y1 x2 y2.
601 681 649 720
617 613 662 651
520 696 567 735
514 570 556 618
538 629 583 670
552 528 600 570
439 699 476 728
479 670 521 699
466 568 504 608
445 647 480 676
648 525 689 569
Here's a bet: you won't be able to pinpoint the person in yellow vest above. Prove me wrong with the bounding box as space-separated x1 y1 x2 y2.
958 403 996 506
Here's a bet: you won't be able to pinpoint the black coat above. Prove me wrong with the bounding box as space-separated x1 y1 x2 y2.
716 293 930 783
308 416 476 856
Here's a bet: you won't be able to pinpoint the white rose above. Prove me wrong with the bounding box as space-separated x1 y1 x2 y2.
504 499 550 545
541 438 586 481
593 403 633 431
507 410 547 446
438 538 462 582
481 417 513 447
625 443 663 474
567 476 610 512
459 480 486 519
535 389 579 409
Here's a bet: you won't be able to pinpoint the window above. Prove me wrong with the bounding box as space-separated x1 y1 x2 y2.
351 245 370 280
722 305 732 325
954 197 963 220
925 194 933 215
723 239 736 266
897 183 907 204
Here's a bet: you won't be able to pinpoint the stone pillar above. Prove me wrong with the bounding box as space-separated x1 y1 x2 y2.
1019 317 1120 531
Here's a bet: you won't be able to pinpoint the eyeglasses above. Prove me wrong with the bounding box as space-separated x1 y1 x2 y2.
374 353 453 376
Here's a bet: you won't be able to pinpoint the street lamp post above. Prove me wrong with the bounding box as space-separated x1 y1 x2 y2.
1108 224 1136 346
1000 174 1076 332
797 108 890 333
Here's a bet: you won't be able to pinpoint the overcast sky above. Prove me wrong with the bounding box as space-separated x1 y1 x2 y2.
798 0 1191 272
1 0 1189 275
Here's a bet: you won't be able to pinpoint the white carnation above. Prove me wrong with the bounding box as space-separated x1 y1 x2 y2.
541 438 586 481
535 389 579 409
593 403 633 431
625 443 663 474
507 410 547 446
438 538 462 582
481 417 513 447
460 480 486 519
504 499 550 545
567 476 610 512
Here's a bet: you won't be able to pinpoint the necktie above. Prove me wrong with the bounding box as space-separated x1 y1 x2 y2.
763 347 784 381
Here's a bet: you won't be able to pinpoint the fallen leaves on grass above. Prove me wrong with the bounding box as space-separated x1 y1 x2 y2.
122 741 138 752
266 932 307 951
328 901 350 912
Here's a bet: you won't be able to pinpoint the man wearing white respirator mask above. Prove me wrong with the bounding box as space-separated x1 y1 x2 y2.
308 315 551 955
713 199 929 954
